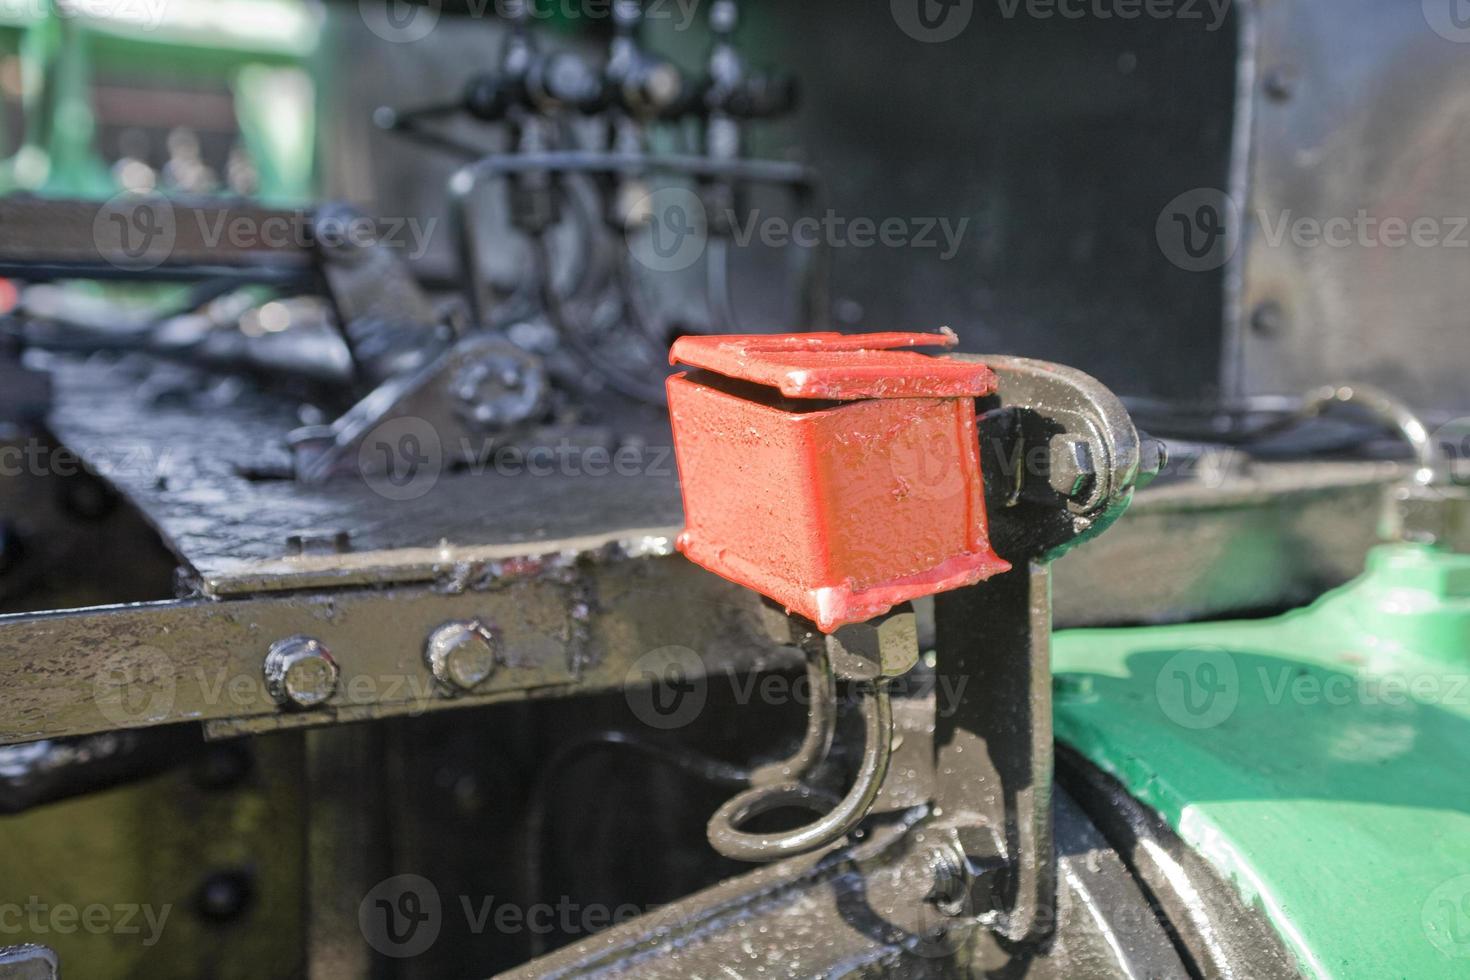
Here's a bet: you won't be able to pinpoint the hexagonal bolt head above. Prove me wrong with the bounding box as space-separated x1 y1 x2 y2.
263 636 339 709
1049 436 1097 500
927 824 1007 919
425 621 499 692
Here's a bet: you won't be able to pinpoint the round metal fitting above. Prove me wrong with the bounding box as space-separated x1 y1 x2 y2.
263 636 339 709
450 342 547 433
425 620 499 692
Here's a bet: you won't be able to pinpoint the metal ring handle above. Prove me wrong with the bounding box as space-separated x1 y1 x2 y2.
707 680 892 863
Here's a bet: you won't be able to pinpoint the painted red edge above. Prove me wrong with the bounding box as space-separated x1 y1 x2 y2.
669 331 997 401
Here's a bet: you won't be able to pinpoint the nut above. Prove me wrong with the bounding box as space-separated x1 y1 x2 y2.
263 636 338 709
825 608 919 682
426 620 499 692
1049 436 1097 500
925 824 1006 920
1137 437 1169 488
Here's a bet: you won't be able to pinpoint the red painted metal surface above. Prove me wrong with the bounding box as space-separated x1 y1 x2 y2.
669 331 994 400
667 332 1010 632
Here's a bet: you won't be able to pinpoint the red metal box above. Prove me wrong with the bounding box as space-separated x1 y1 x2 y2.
667 332 1010 632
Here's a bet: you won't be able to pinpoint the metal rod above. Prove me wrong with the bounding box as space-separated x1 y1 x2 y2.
748 633 836 786
706 679 893 863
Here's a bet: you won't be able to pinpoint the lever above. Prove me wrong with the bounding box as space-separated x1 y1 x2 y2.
665 332 1011 861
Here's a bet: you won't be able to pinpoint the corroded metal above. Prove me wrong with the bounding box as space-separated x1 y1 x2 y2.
0 554 792 745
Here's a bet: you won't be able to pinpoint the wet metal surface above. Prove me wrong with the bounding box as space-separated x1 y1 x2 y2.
42 361 1393 623
0 554 794 744
45 361 684 597
502 791 1190 979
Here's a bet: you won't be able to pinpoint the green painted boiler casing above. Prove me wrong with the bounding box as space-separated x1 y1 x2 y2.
1054 543 1470 978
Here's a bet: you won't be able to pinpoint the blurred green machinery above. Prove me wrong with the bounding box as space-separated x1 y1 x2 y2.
0 0 319 202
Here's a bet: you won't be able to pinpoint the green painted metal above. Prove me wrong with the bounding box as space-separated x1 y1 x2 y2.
0 0 319 200
1054 543 1470 978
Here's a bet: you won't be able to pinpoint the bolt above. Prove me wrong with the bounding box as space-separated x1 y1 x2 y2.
263 636 338 709
1250 300 1287 337
1049 436 1097 500
195 869 255 923
425 620 499 692
924 825 1006 919
1136 436 1169 489
927 845 969 917
1263 66 1296 102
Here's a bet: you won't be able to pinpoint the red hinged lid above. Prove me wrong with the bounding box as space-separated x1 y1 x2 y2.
669 331 998 401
